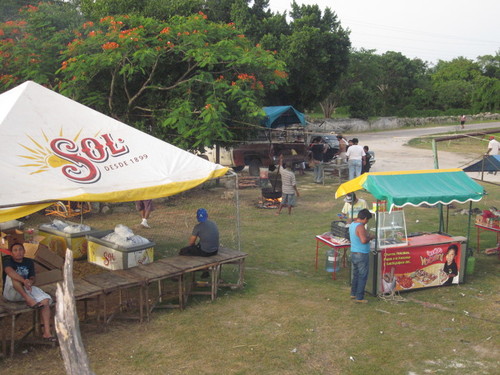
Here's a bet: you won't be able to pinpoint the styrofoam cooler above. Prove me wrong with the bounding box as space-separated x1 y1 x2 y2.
38 222 105 259
87 232 155 270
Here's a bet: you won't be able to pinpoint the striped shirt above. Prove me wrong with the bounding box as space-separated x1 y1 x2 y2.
280 168 296 194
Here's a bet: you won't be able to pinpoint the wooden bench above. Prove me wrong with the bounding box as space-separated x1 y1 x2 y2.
0 248 248 356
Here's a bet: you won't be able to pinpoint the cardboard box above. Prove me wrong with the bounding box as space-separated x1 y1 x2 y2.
34 268 63 286
38 222 106 260
24 242 65 270
0 229 25 250
87 233 155 270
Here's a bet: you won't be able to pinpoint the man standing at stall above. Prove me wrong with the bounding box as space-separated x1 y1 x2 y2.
349 209 374 303
341 192 368 223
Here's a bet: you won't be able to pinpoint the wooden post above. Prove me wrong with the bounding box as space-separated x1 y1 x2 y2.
55 249 95 375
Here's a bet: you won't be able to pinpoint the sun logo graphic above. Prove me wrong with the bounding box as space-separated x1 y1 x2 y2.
18 129 129 184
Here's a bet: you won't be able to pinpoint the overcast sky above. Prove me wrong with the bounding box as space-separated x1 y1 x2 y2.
267 0 500 64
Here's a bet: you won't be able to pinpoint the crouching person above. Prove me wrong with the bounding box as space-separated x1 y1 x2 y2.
3 243 57 342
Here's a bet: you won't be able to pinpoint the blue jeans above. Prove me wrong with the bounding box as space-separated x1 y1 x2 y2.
348 159 362 180
351 252 369 300
313 162 323 183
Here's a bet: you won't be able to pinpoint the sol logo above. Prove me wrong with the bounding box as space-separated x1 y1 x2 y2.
50 133 129 183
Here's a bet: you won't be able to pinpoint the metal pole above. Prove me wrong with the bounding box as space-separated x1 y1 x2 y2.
463 201 473 283
480 155 486 181
432 139 445 232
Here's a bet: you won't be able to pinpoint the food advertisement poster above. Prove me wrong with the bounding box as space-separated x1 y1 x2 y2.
381 242 461 292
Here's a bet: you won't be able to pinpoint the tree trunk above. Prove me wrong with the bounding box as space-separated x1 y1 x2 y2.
55 250 95 375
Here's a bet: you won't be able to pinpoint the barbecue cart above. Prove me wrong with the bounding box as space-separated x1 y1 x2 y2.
335 169 484 295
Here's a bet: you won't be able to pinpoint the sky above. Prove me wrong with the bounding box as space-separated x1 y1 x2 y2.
267 0 500 64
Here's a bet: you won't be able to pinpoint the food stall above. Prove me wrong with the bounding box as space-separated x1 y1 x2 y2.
335 169 484 295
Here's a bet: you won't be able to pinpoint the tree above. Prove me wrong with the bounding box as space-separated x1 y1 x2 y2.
78 0 205 21
0 0 41 22
0 2 83 90
374 52 428 115
430 57 482 110
260 2 350 110
57 13 288 151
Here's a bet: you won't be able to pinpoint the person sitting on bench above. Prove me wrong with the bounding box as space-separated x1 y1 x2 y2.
179 208 219 257
3 243 57 342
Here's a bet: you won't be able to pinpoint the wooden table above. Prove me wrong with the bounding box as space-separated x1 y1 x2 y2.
84 272 142 327
475 223 500 254
315 233 350 280
322 163 349 185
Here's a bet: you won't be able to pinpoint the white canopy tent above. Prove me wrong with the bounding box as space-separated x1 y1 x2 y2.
0 81 228 221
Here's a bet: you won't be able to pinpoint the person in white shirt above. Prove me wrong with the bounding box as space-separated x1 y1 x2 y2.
345 138 365 180
486 136 500 155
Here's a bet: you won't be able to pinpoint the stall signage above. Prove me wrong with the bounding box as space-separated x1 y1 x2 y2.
381 242 461 292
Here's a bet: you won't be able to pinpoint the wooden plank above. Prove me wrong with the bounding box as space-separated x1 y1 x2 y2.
83 272 137 293
138 261 183 281
160 256 219 273
0 300 33 315
42 279 104 300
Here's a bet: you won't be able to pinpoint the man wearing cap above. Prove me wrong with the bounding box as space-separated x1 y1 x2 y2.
179 208 219 257
486 136 499 155
341 192 368 223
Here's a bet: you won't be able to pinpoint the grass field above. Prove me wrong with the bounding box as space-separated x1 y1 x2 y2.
408 131 499 155
1 158 499 374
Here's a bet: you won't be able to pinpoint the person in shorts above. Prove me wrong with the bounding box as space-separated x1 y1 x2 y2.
3 243 56 341
136 199 154 228
277 155 300 215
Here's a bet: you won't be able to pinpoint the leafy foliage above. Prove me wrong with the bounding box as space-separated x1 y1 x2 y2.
0 2 83 89
57 13 287 150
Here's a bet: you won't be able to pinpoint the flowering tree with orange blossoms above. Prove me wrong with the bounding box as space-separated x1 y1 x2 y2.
0 3 83 89
57 13 288 150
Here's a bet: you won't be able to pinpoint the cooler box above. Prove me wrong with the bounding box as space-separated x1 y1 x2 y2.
0 220 25 249
87 232 155 270
38 222 105 260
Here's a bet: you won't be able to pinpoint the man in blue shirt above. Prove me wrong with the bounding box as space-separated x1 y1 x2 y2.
349 209 374 303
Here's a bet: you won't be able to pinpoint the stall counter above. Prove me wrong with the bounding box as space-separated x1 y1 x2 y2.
367 234 467 295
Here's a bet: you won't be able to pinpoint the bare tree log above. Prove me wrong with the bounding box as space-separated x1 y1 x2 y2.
55 249 95 375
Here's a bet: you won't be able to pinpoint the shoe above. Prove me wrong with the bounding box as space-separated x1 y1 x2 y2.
27 302 43 310
350 295 356 299
354 299 368 303
141 220 151 228
42 336 58 343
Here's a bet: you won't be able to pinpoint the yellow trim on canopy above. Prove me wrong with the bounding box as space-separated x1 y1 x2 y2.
334 168 462 199
66 167 229 202
0 203 53 222
0 167 229 222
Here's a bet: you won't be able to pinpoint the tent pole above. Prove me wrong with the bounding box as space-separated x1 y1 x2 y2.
480 155 485 181
432 139 445 233
232 171 241 252
463 201 473 283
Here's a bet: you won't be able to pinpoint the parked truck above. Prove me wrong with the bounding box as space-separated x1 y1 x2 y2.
202 141 309 176
202 106 309 176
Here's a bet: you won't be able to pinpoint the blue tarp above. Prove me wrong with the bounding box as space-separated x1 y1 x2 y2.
463 155 500 173
262 106 306 128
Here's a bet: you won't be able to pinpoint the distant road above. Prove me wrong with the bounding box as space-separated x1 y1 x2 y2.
359 121 500 143
355 121 500 183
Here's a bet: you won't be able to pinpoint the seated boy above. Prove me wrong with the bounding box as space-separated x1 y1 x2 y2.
3 242 56 342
